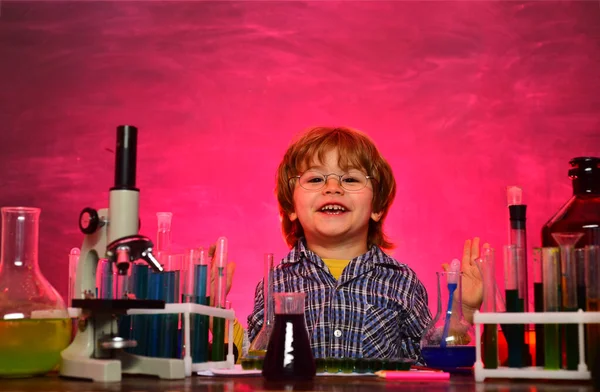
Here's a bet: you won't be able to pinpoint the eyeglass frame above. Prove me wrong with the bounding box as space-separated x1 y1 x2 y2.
288 170 375 192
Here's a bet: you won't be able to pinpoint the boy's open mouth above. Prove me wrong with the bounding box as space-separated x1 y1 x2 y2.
318 204 348 215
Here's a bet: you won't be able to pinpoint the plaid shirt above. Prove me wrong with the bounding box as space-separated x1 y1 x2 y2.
247 239 432 365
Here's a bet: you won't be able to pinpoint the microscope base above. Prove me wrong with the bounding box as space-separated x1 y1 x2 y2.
60 353 185 382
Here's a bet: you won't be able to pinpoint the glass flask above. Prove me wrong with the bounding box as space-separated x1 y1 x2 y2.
542 157 600 248
420 271 476 370
262 292 316 381
247 253 275 358
0 207 71 377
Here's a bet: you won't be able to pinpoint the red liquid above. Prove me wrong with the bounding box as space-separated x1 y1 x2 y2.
262 314 316 381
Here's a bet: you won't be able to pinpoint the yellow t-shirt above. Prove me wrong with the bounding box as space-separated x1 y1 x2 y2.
322 259 351 280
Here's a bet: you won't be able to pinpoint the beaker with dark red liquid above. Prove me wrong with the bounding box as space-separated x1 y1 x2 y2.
262 292 316 381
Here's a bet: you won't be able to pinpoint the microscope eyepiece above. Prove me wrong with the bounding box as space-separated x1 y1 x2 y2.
113 125 138 191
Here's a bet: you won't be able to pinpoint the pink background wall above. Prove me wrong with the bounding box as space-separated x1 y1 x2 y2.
1 1 599 326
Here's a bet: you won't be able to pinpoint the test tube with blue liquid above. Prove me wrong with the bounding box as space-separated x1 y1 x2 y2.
504 245 524 368
211 237 228 361
183 247 210 362
146 211 173 358
97 258 113 299
116 263 134 341
128 261 149 355
158 253 181 359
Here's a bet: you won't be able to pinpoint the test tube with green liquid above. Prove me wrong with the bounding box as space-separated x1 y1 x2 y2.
211 237 228 361
585 245 600 388
542 247 561 370
504 245 524 368
532 247 544 367
552 232 583 370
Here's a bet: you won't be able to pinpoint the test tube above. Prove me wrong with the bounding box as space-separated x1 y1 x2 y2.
129 262 149 355
480 247 498 369
97 258 113 299
532 247 544 367
144 269 161 357
159 253 181 358
552 232 583 370
68 248 80 304
156 212 173 262
185 248 210 363
542 247 560 370
211 236 228 361
507 186 529 312
504 245 524 368
575 248 586 311
585 245 600 387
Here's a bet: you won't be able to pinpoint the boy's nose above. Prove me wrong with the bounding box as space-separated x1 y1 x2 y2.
323 176 344 194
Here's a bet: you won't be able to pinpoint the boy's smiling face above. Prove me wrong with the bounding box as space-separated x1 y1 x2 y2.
288 148 383 251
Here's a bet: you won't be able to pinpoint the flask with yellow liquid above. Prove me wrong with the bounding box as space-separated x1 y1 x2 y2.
0 207 71 377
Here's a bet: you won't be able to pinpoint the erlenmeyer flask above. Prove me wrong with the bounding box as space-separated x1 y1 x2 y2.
262 292 316 381
248 253 275 358
420 271 475 370
0 207 71 377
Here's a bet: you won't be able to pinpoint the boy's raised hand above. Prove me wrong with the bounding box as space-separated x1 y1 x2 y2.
208 243 237 307
442 237 490 324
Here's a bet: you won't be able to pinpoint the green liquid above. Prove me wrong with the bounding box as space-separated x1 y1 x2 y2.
482 324 498 369
211 317 225 361
315 358 326 373
0 319 72 377
505 289 525 368
544 323 561 370
562 308 579 370
587 299 599 387
533 282 545 367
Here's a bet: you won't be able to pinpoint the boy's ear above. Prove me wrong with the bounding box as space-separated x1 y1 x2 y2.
289 211 298 221
371 211 383 222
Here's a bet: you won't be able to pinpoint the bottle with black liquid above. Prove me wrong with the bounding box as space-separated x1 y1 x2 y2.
541 157 600 370
542 157 600 249
542 157 600 306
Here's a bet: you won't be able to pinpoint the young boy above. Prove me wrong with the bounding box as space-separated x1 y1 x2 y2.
245 126 485 364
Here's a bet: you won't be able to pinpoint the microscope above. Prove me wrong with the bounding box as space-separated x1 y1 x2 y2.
60 125 186 382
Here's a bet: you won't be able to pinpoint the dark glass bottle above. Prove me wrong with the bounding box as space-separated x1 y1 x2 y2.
542 157 600 248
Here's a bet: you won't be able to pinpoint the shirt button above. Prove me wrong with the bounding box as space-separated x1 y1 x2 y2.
334 329 342 338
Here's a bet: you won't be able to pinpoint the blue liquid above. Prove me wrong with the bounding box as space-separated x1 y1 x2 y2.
192 265 209 363
440 283 457 348
421 346 476 370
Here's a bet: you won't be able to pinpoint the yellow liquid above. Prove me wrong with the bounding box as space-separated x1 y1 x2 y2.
0 318 72 377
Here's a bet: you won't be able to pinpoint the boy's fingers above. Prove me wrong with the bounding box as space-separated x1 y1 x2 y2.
462 239 472 269
441 263 449 272
471 237 481 261
226 262 236 292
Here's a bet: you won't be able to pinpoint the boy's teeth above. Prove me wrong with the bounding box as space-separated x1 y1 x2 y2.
320 205 346 212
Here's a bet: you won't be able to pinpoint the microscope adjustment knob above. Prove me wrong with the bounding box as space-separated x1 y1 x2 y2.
79 207 100 234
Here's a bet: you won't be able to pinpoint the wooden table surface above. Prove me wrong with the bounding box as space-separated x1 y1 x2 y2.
0 373 597 392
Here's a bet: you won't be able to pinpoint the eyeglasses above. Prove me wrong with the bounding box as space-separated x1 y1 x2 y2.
289 170 373 191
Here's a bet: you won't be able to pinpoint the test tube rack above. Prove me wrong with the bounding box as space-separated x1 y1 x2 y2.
473 310 600 382
68 303 236 378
